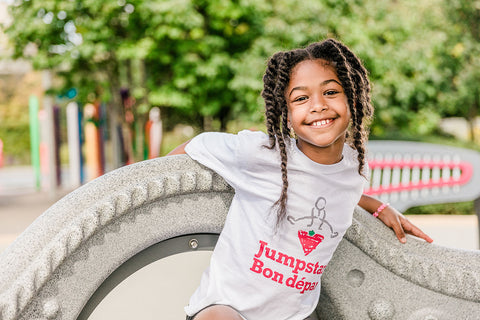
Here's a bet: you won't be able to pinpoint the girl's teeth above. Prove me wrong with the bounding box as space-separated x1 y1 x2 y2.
313 119 331 126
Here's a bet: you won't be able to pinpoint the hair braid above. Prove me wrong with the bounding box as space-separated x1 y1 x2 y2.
262 52 283 149
271 52 294 221
312 39 373 177
342 44 373 176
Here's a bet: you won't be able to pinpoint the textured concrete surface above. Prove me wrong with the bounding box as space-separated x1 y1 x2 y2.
318 209 480 319
1 190 477 253
2 166 478 252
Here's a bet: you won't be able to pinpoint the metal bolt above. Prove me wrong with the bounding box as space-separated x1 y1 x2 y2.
189 239 199 249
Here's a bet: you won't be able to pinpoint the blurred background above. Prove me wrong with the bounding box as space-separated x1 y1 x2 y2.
0 0 479 250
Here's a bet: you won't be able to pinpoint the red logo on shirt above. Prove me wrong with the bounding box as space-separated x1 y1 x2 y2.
298 230 324 256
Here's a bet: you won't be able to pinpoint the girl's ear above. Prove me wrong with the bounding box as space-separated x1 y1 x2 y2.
287 120 296 137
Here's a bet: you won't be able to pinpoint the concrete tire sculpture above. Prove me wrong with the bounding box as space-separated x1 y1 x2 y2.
0 155 479 320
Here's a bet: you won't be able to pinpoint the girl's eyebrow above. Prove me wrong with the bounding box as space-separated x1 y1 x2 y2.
288 79 342 97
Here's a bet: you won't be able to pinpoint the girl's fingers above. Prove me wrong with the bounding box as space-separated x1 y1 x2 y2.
377 208 434 244
402 219 434 243
391 221 407 243
382 215 407 243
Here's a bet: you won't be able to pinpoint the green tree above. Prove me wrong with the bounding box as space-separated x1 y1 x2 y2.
142 0 267 131
437 0 480 142
236 0 451 138
3 0 473 152
4 0 152 163
3 0 271 164
3 0 269 131
335 0 447 137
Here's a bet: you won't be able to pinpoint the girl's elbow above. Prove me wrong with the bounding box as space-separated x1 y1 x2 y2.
166 140 190 156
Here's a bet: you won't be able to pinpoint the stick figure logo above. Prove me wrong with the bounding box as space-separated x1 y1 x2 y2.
287 197 339 239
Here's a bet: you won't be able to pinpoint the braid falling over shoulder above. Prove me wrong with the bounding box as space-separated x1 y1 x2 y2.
262 51 294 221
262 38 374 224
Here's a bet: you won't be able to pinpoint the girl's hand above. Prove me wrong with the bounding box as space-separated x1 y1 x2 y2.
358 194 433 244
377 205 434 244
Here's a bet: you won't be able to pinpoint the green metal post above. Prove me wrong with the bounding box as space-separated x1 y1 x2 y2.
29 95 41 190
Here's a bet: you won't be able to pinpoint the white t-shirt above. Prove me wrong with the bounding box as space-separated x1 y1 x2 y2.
184 130 366 320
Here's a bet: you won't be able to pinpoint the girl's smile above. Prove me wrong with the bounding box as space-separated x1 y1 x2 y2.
286 59 351 165
307 118 335 128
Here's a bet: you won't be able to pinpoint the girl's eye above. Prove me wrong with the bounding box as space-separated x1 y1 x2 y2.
293 96 308 102
324 90 339 96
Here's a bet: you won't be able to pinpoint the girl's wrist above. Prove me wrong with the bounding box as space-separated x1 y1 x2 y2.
373 203 389 218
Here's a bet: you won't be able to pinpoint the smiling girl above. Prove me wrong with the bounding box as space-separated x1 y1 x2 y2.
168 38 433 320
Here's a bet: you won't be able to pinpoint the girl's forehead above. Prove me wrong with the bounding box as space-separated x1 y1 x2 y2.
289 59 338 81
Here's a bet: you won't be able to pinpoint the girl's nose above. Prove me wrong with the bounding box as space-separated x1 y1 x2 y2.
311 98 328 113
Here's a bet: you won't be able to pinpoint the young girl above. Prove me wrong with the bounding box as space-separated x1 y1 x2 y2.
168 38 433 320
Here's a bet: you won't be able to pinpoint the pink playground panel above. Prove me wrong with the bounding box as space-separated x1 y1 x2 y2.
365 158 473 197
365 141 480 247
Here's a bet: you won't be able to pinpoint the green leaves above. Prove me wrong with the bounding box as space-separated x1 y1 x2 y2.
3 0 479 137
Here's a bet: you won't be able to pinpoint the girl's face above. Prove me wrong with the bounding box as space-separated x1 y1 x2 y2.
286 59 351 164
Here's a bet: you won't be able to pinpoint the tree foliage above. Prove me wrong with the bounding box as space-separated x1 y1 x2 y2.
2 0 480 142
436 0 480 141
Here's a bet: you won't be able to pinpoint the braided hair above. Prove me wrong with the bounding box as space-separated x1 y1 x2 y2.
261 38 374 223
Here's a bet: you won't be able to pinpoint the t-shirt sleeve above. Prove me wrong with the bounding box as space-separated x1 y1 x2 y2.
343 143 370 189
363 161 370 190
185 131 243 188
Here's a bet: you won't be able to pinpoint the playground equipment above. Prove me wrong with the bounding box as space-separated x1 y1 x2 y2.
28 96 41 190
66 101 83 188
145 107 162 159
84 103 104 181
0 154 479 320
366 140 480 247
0 138 3 168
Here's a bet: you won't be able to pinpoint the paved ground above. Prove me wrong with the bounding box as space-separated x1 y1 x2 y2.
0 165 73 252
0 189 71 252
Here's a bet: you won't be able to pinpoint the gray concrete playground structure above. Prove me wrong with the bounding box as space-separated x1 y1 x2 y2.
0 153 480 319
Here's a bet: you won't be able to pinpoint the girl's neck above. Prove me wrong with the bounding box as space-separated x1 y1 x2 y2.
296 139 345 165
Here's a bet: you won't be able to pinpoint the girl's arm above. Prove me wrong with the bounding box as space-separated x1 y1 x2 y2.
358 194 433 244
166 140 190 156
